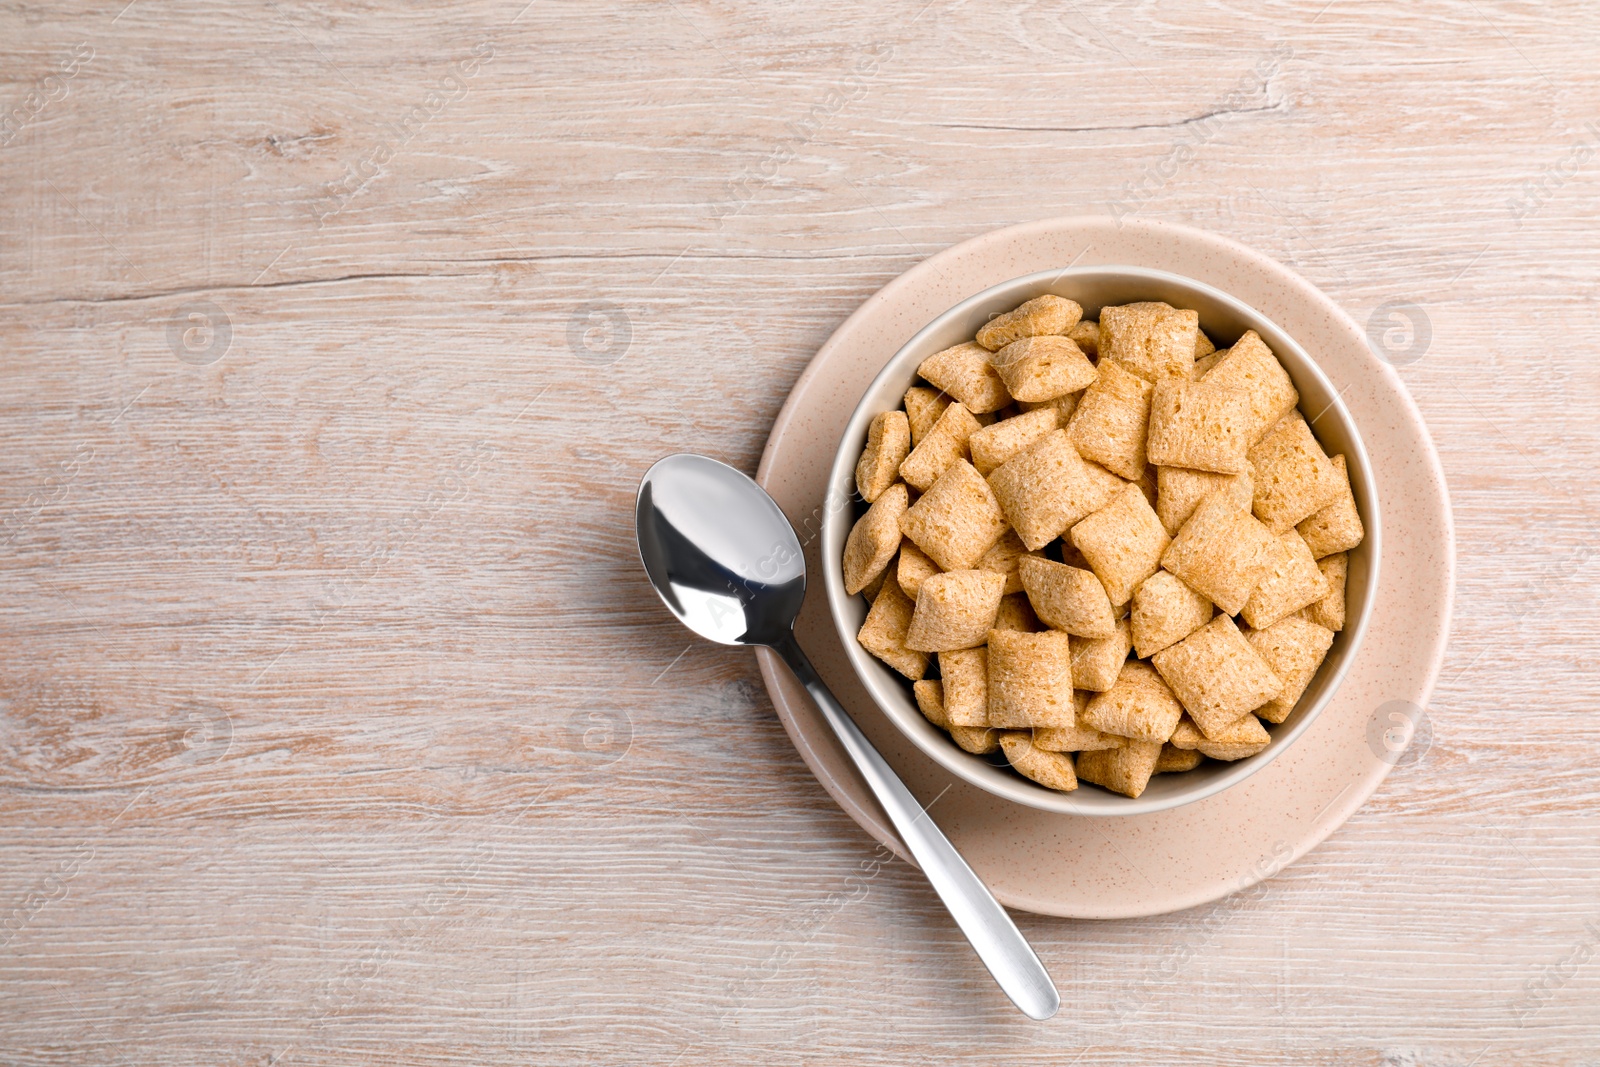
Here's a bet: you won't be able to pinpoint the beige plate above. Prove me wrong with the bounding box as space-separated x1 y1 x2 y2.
754 217 1454 919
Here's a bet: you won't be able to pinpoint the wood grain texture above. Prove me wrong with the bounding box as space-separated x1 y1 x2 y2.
2 0 1598 1062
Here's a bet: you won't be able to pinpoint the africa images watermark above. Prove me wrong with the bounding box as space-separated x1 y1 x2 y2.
0 442 95 548
0 42 93 148
561 705 634 766
1510 543 1598 628
1508 121 1600 227
310 41 495 225
167 299 233 366
1511 917 1600 1025
1366 300 1432 367
0 844 95 949
1366 699 1432 768
567 301 633 366
1110 43 1293 225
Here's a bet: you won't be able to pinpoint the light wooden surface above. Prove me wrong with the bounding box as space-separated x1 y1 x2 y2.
1 1 1597 1062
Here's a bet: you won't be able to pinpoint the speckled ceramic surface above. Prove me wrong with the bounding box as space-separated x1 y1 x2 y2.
753 217 1454 919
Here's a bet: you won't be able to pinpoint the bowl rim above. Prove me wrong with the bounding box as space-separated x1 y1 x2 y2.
819 264 1382 816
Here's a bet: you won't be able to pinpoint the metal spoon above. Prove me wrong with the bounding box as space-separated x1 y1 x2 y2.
635 453 1060 1021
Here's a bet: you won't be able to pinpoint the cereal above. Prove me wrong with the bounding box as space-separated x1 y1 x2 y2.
1160 492 1279 615
989 336 1098 402
1065 360 1154 480
1070 615 1133 692
1248 411 1343 534
915 678 1002 752
987 429 1123 550
1081 660 1185 742
999 731 1080 792
1154 744 1203 773
899 460 1009 571
1151 615 1282 739
1099 301 1199 382
1154 466 1254 536
855 410 912 503
992 591 1043 632
1070 483 1172 606
1146 378 1253 474
1191 349 1227 380
1067 319 1100 357
1303 552 1348 631
1015 391 1080 424
1035 725 1124 753
1035 694 1125 751
1167 715 1204 749
1133 463 1159 509
970 406 1060 475
975 529 1032 594
939 647 990 726
1191 712 1270 760
848 293 1362 797
918 341 1012 414
860 566 889 604
843 483 908 595
913 679 949 729
1239 529 1330 631
976 294 1082 351
1075 739 1163 798
1200 330 1299 446
857 571 928 681
896 538 941 600
1130 568 1213 658
1017 556 1117 638
1058 538 1092 572
1169 707 1271 760
899 401 983 491
905 569 1007 652
1297 454 1365 558
904 385 951 445
986 629 1075 728
950 725 1001 753
1247 614 1335 723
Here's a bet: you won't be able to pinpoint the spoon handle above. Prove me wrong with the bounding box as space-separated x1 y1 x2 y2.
771 632 1060 1021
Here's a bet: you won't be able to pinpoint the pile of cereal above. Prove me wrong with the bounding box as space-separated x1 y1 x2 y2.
842 295 1363 798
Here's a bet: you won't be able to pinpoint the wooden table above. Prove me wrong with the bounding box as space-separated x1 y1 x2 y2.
2 2 1596 1062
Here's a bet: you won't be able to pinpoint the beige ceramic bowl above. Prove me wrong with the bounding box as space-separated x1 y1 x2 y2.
821 266 1380 816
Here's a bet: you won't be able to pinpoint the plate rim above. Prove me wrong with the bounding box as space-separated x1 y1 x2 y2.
755 215 1456 918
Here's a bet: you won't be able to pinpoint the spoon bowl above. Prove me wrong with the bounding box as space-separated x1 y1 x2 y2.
637 454 804 646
